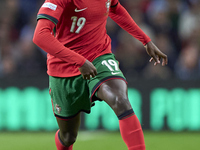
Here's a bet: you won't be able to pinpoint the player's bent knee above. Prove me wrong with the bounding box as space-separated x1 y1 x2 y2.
98 83 132 116
106 94 132 116
61 132 77 147
62 137 76 147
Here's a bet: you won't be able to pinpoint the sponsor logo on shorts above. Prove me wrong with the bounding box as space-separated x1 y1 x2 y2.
111 72 121 75
55 104 61 114
42 2 57 11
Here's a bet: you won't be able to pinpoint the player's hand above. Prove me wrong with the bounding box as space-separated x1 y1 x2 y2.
79 60 97 80
144 41 168 66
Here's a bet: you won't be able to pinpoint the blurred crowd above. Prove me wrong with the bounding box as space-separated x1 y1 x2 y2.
0 0 200 80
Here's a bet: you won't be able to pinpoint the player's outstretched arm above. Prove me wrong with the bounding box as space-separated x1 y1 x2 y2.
109 3 167 66
144 41 168 66
109 2 151 46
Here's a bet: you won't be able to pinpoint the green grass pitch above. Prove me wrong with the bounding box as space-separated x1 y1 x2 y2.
0 131 200 150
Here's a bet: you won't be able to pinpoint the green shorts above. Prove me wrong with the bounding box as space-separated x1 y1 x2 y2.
49 53 126 119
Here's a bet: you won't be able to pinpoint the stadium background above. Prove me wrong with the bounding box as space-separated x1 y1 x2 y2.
0 0 200 149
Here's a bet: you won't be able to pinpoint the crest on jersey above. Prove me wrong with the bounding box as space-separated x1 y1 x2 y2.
105 0 111 15
55 104 61 114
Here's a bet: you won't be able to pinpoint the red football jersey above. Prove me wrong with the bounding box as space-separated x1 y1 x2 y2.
36 0 151 77
37 0 118 77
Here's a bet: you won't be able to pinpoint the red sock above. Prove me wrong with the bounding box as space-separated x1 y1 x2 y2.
55 130 73 150
119 114 146 150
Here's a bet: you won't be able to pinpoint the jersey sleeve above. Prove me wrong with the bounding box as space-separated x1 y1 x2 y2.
37 0 67 25
111 0 118 7
109 2 151 45
33 19 86 67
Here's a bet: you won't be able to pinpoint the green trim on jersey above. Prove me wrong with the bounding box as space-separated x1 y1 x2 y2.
37 14 57 35
37 14 58 25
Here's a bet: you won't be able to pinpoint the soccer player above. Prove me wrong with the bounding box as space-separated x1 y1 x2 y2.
33 0 167 150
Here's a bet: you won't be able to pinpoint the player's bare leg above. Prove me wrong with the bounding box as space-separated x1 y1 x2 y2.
97 79 146 150
55 113 81 150
97 79 131 116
